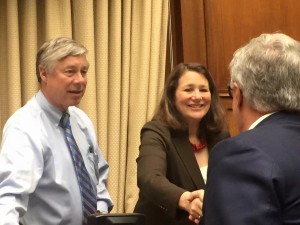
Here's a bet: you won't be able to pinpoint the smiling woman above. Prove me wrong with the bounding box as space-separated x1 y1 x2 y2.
175 70 211 127
134 63 230 225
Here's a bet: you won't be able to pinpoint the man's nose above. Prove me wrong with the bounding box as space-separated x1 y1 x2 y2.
74 72 86 82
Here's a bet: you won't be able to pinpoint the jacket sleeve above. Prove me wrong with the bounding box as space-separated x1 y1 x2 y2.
136 124 187 218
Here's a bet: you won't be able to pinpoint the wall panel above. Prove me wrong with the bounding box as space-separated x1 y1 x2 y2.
173 0 300 136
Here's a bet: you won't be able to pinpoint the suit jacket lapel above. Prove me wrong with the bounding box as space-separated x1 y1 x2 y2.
172 131 206 189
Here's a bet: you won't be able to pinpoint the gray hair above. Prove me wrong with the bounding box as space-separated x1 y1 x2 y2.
229 33 300 112
36 37 88 82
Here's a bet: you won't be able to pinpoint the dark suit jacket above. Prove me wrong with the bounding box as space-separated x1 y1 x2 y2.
134 120 229 225
201 111 300 225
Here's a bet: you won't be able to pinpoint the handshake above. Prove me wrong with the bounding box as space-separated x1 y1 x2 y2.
178 189 205 224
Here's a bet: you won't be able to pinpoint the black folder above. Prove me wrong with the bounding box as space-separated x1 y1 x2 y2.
87 213 145 225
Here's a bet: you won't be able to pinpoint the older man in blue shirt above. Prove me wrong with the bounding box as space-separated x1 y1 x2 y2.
0 37 113 225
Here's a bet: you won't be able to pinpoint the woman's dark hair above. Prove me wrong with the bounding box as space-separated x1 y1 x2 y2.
153 63 226 134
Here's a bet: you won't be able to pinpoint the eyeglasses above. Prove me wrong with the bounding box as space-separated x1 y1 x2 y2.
227 84 233 98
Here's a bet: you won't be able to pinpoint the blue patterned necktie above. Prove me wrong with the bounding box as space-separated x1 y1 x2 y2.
60 112 97 225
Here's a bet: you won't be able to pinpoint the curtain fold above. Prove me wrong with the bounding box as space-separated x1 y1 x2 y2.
0 0 169 212
6 0 22 113
19 0 39 102
125 0 169 211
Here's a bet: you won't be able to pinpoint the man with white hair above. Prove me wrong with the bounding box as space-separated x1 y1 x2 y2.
200 33 300 225
0 37 113 225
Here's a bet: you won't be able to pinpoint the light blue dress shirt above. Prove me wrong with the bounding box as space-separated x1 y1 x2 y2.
0 91 113 225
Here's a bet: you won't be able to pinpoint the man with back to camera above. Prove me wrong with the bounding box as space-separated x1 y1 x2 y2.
0 37 113 225
188 33 300 224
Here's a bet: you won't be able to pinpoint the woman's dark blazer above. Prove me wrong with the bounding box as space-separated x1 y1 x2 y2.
134 120 230 225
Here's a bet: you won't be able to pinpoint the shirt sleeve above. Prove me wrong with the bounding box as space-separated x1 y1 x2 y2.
0 122 43 225
96 148 114 212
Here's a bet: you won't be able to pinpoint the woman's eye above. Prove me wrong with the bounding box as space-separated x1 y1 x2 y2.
184 88 193 92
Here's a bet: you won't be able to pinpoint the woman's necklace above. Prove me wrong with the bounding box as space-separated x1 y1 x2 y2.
190 137 207 152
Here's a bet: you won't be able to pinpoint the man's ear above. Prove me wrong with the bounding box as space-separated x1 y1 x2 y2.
233 82 243 108
39 66 48 82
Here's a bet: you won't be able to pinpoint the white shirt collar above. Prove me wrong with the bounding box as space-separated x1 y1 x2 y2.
248 112 277 130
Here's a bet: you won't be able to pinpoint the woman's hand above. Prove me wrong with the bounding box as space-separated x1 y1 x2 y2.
178 189 205 224
188 189 205 224
178 191 194 211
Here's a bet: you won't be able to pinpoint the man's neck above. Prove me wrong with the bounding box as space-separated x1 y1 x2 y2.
239 104 269 132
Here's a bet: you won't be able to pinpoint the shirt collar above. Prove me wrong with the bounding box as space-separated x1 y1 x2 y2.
35 90 67 126
248 112 277 130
